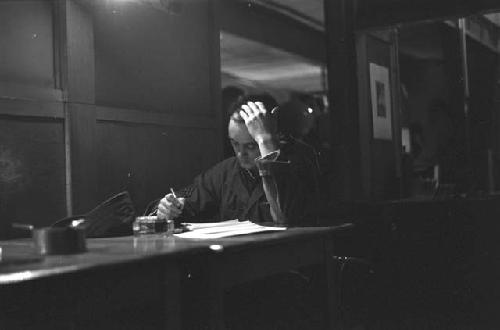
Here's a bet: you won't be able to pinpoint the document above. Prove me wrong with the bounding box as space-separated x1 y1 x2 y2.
175 220 286 239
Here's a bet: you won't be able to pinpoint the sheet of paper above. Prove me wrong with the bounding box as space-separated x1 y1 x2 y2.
182 220 241 231
175 220 286 239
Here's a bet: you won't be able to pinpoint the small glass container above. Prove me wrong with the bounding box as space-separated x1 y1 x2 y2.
133 216 174 236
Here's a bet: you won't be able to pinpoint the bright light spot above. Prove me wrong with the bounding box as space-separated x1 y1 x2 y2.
0 271 35 283
209 244 224 252
307 108 313 114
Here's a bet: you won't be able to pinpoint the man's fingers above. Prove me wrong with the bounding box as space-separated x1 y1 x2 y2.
239 109 249 122
255 101 266 113
167 200 181 211
166 193 182 208
241 104 253 118
158 203 168 213
177 197 186 210
158 194 183 219
241 103 264 124
247 102 261 116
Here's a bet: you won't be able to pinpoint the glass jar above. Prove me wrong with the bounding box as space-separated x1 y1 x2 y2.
132 216 174 236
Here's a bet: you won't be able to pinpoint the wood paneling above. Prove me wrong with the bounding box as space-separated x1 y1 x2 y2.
93 1 213 115
58 0 97 214
89 0 221 214
0 0 66 239
0 1 55 88
324 0 362 201
61 0 95 103
66 103 97 214
94 122 219 215
0 99 63 118
96 104 217 129
0 0 221 238
0 117 66 238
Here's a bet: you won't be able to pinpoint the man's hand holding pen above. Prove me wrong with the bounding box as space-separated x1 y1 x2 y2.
157 189 185 220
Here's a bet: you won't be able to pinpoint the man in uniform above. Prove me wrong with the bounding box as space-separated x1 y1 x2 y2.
157 96 323 329
157 97 320 226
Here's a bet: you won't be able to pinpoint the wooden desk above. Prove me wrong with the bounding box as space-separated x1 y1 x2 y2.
0 235 198 329
186 226 352 330
0 224 352 329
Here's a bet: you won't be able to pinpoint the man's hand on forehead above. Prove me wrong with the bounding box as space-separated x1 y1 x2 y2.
239 101 266 120
237 101 278 154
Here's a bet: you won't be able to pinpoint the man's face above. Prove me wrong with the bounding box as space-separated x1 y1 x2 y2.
228 119 260 169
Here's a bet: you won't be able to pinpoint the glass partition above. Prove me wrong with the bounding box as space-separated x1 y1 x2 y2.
357 10 500 200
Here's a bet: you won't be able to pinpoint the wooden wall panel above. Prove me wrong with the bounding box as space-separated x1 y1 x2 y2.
95 121 219 214
62 0 95 103
0 0 222 236
0 0 55 88
0 117 65 238
93 1 213 115
59 0 97 215
67 103 97 214
324 0 362 201
0 1 66 239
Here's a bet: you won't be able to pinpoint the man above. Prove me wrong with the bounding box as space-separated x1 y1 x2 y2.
157 96 320 226
156 96 323 329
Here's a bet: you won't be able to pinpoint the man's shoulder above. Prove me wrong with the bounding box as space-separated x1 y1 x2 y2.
281 136 317 158
203 156 239 176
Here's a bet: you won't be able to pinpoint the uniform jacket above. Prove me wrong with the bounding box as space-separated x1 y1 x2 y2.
180 138 320 226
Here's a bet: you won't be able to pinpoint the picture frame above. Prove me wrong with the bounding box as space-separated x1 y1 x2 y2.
369 62 392 140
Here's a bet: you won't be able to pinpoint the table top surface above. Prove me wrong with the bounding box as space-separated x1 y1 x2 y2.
0 224 352 285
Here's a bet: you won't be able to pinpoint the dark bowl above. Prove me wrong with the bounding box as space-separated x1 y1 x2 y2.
32 226 87 255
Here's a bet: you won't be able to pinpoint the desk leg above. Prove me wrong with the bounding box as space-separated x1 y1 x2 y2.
207 257 225 330
323 237 342 330
164 262 182 329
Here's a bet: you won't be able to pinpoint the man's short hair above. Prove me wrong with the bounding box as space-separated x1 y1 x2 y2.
229 93 278 123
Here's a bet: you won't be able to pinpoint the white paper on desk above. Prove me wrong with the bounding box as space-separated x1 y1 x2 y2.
182 220 241 231
175 220 286 239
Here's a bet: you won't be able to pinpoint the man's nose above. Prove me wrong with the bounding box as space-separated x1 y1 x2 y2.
236 146 247 157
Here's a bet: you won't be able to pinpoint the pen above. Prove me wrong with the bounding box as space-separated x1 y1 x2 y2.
150 188 178 216
170 187 183 209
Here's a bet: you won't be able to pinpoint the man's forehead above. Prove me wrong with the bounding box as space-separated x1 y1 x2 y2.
228 120 254 142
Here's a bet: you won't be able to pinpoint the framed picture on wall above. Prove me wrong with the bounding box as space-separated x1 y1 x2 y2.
369 63 392 140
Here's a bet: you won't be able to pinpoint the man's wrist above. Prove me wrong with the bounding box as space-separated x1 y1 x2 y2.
256 135 278 155
258 169 272 177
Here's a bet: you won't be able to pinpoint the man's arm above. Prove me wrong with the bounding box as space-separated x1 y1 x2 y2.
240 102 319 225
255 142 320 226
157 162 223 222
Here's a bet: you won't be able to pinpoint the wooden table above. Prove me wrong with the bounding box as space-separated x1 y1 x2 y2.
0 224 352 329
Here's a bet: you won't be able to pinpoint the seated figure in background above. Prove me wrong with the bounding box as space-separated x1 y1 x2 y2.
157 94 321 227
